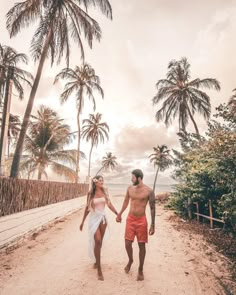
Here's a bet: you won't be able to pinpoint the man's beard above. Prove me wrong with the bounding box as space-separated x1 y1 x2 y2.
133 179 139 186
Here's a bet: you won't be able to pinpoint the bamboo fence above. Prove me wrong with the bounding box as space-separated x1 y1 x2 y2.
0 177 88 217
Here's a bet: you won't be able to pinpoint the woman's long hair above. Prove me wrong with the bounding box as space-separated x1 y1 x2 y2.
87 175 108 209
90 175 105 198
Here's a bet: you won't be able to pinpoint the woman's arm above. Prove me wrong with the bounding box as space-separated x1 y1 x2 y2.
107 202 118 216
105 188 118 216
80 193 90 231
80 206 89 228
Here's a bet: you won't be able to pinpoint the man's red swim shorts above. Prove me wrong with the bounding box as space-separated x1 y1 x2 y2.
125 214 148 243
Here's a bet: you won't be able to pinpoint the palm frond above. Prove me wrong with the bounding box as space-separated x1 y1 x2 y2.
6 0 42 37
153 57 220 132
78 0 112 19
191 78 221 91
51 161 77 182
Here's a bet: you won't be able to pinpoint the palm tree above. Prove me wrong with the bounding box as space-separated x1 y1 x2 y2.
0 44 33 104
153 57 220 138
7 114 21 157
82 113 109 179
55 64 104 182
229 88 236 112
0 45 33 175
96 152 118 175
0 113 21 157
21 105 85 181
149 145 173 194
7 0 112 178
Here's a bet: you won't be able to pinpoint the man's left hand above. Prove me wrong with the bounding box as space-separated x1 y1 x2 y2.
149 224 155 235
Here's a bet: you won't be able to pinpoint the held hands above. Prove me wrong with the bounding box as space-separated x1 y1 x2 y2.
79 222 84 231
116 213 122 223
149 224 155 235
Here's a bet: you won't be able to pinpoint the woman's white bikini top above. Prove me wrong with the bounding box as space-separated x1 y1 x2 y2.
93 197 106 211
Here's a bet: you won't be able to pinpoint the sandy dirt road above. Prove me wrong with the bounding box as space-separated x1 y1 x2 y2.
0 197 230 295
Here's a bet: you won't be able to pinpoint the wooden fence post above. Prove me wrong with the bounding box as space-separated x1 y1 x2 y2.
196 202 200 222
187 197 192 219
209 200 213 229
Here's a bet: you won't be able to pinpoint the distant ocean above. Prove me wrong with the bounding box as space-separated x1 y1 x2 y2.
106 183 176 197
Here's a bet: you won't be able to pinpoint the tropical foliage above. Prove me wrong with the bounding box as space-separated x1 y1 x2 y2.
153 57 220 137
96 152 118 175
55 63 104 182
0 113 21 157
170 99 236 230
7 0 112 177
0 43 33 104
82 113 109 178
20 105 85 181
149 145 173 194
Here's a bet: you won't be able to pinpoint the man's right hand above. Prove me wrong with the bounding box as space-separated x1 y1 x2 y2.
116 213 122 223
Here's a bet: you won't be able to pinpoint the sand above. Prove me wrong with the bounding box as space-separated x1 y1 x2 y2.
0 197 231 295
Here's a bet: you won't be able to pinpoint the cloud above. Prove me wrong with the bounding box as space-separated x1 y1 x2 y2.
114 124 179 159
85 123 179 185
192 5 236 106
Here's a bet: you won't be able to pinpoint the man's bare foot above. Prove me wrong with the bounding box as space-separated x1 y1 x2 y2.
124 260 133 274
97 269 104 281
93 263 97 269
137 270 144 281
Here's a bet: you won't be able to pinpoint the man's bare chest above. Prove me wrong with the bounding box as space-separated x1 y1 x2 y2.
129 188 149 202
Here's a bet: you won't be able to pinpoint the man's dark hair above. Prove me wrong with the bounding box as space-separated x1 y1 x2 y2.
132 169 144 180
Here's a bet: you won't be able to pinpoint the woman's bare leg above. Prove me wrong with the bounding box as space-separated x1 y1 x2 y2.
99 221 107 245
94 227 103 280
94 221 107 280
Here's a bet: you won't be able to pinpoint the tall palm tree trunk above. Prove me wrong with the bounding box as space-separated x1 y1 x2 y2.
75 90 83 183
0 67 14 176
7 135 11 158
88 140 94 179
37 149 44 180
96 166 104 176
10 28 53 178
75 110 80 183
186 103 200 137
153 166 160 195
38 170 42 180
0 65 5 106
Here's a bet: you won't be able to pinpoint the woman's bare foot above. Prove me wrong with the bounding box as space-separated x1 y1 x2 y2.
93 263 98 269
124 260 133 274
137 269 144 281
97 269 104 281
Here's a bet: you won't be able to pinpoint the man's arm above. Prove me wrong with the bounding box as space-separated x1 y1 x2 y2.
149 189 156 235
116 188 130 222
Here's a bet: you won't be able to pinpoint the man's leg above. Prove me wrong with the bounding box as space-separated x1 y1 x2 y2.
124 239 133 273
94 225 104 280
137 242 146 281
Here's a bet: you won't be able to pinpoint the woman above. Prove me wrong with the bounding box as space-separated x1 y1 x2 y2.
80 175 118 281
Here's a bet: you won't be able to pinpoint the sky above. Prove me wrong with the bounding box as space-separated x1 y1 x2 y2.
0 0 235 185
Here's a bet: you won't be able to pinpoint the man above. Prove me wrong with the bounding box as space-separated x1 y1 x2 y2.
116 169 155 281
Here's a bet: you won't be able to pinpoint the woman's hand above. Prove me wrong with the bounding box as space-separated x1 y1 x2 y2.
116 213 122 223
79 222 84 231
